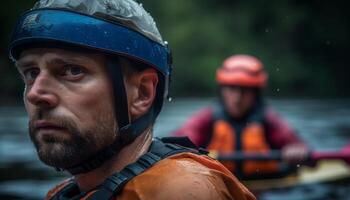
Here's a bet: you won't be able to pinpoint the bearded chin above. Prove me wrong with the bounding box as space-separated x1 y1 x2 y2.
29 119 116 169
35 134 95 168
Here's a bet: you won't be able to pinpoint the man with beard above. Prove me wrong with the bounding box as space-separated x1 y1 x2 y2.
9 0 256 199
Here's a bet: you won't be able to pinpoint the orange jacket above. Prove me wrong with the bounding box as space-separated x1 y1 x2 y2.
173 107 305 149
208 120 279 175
46 153 256 200
173 106 307 179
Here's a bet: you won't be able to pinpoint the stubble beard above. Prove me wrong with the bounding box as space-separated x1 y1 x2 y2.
29 110 116 169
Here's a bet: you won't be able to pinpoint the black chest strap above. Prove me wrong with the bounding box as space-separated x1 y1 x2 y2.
87 137 203 200
50 137 204 200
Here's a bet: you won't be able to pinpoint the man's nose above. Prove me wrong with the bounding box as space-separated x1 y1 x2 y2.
232 88 243 100
26 73 58 108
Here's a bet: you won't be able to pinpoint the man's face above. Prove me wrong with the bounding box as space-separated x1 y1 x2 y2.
16 48 116 168
220 86 257 119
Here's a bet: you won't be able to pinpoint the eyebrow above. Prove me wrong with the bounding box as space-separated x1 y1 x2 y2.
16 57 82 70
16 60 36 70
49 58 73 65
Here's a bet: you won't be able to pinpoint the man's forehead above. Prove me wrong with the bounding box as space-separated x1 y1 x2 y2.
19 47 93 58
17 47 105 65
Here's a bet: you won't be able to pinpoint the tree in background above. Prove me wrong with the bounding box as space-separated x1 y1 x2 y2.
1 0 349 103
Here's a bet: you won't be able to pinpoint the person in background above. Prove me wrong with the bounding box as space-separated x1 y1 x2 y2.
8 1 256 199
174 54 309 180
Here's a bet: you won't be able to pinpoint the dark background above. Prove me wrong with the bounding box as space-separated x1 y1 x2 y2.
1 1 350 199
1 0 349 104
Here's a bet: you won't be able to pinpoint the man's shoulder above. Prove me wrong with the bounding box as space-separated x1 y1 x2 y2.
264 107 288 126
121 152 256 200
45 178 73 200
45 154 255 200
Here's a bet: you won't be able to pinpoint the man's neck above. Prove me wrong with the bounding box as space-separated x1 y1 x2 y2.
74 128 153 192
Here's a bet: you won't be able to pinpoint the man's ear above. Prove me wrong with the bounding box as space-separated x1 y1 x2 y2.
128 68 158 120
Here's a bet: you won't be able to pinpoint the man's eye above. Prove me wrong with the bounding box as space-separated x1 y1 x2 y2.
23 68 40 82
63 65 84 77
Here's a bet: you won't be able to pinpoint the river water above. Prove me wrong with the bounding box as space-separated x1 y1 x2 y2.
1 98 350 200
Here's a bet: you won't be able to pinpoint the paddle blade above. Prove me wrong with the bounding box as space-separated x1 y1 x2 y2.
311 144 350 165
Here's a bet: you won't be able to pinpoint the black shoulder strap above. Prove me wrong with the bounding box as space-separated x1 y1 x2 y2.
85 137 204 200
48 180 80 200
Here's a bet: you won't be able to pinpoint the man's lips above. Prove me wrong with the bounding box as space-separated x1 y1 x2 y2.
34 120 65 131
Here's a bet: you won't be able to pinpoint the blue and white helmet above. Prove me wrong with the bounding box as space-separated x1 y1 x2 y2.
9 0 172 174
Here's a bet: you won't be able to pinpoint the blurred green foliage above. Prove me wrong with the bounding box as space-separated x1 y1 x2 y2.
1 0 349 103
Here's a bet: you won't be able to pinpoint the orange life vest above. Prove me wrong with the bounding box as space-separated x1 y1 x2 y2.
46 153 256 200
45 138 256 200
207 119 279 177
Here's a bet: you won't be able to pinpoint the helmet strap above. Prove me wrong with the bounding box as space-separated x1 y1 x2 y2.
64 57 158 175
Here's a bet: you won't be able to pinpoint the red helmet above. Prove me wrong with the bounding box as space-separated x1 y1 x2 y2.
216 54 267 88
